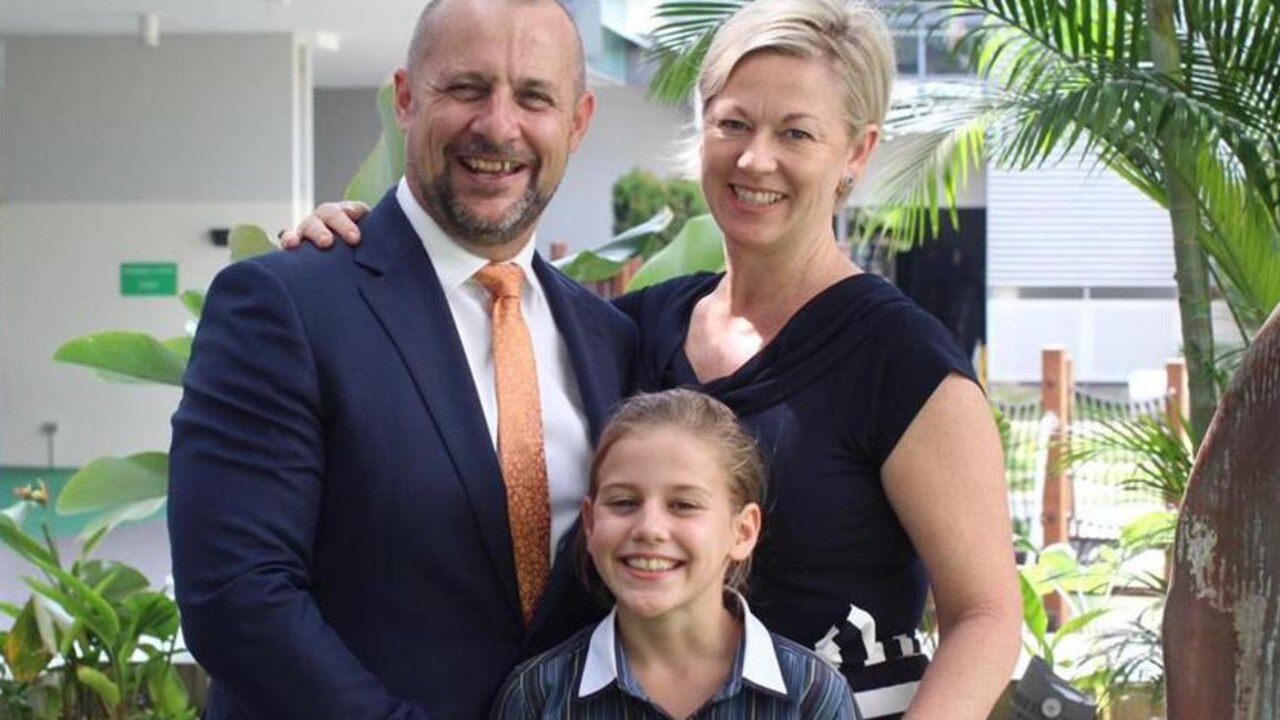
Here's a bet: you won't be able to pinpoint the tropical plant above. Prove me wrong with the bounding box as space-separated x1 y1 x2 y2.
612 168 708 244
48 228 276 529
643 0 1280 447
0 485 194 720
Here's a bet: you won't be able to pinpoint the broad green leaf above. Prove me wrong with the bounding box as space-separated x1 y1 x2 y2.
229 224 276 261
554 208 674 282
123 591 181 640
1018 570 1049 648
164 335 194 365
145 659 191 716
79 560 151 604
626 214 725 291
54 331 186 385
25 571 120 647
1037 544 1081 584
2 599 53 682
57 452 168 516
78 497 169 541
76 665 122 707
179 289 205 319
345 80 406 205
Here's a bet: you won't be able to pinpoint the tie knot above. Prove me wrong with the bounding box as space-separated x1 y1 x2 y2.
474 263 524 300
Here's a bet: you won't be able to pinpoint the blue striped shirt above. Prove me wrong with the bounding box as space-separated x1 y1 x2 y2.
491 596 861 719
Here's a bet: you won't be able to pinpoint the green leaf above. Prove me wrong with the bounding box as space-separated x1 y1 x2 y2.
0 512 56 568
229 224 276 261
626 214 725 291
75 665 122 707
1048 607 1109 652
79 561 151 604
23 559 122 646
554 208 674 282
1119 509 1178 553
123 592 181 641
1018 570 1049 649
53 331 187 385
179 289 205 319
2 599 54 682
145 659 191 716
78 497 168 541
56 452 168 517
344 80 406 205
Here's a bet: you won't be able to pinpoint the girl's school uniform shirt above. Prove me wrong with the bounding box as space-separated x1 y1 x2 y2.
491 594 861 719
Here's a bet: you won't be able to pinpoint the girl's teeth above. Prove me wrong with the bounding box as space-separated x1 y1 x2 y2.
625 557 677 571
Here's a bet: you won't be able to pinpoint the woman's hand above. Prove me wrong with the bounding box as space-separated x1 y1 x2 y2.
279 200 371 249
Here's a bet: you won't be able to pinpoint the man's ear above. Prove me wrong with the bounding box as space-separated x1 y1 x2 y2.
568 89 596 154
393 67 414 131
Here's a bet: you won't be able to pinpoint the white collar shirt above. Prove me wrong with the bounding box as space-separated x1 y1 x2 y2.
395 178 592 559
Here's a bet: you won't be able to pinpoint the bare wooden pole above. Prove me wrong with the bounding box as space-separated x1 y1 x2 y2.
1041 346 1072 627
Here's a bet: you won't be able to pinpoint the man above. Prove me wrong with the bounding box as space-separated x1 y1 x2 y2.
168 1 635 718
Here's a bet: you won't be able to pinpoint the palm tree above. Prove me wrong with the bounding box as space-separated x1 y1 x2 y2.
644 0 1280 445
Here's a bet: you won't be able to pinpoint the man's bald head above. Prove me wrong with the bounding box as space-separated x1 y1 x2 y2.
405 0 588 96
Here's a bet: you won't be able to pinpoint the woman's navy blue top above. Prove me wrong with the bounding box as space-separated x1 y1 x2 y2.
614 272 975 695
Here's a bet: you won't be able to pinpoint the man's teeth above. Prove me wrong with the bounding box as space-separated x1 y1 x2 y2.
464 158 520 174
733 186 784 205
625 557 677 572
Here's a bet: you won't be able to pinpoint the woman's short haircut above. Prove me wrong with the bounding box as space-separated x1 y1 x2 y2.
682 0 896 177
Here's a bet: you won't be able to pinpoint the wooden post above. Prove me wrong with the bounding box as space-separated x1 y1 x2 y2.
549 241 568 261
611 256 642 297
1041 346 1072 627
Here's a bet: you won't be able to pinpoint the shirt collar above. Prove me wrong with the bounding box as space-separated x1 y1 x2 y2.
577 592 789 699
395 177 540 293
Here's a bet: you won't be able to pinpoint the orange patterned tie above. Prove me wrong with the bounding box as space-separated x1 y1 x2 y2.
474 263 550 626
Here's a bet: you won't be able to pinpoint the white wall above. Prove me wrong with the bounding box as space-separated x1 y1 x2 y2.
1 34 300 467
314 87 380 206
539 84 689 250
984 150 1181 382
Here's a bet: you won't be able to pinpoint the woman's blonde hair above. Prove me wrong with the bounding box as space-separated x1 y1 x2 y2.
580 389 766 598
683 0 896 199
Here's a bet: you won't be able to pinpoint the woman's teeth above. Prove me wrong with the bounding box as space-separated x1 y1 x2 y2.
733 185 783 205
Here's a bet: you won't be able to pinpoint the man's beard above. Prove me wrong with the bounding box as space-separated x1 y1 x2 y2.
420 141 555 248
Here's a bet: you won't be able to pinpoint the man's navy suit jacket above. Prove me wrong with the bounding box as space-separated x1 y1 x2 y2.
169 190 636 720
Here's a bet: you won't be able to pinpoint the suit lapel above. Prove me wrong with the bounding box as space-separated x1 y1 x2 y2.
353 191 521 616
534 256 613 443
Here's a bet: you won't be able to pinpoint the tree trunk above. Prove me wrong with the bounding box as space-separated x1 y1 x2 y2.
1146 0 1217 444
1164 303 1280 718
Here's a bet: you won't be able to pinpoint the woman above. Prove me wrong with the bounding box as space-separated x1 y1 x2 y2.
289 2 1020 717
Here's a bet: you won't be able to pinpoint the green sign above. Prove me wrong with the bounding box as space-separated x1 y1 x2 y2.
120 262 178 297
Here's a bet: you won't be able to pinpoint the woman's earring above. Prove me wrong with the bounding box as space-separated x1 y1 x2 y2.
837 172 855 195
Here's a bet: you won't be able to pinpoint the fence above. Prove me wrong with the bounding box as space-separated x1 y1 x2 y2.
995 347 1189 622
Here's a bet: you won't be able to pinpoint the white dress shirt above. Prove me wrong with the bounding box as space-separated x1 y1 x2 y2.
396 178 593 560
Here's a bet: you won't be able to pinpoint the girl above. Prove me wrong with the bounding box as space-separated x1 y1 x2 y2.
491 389 859 719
